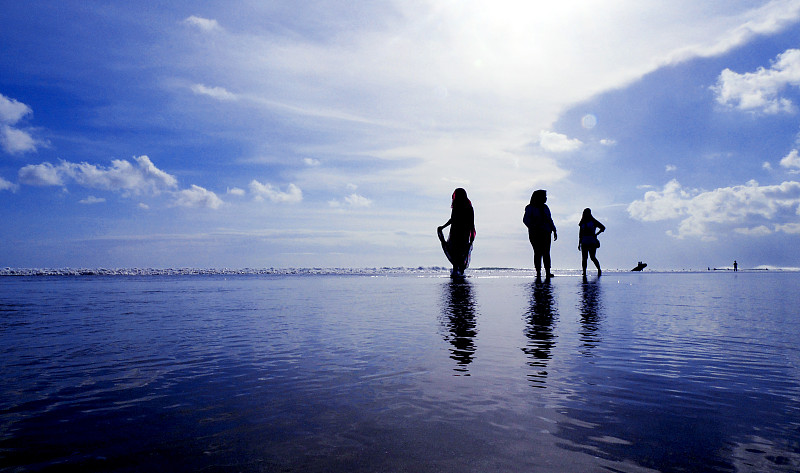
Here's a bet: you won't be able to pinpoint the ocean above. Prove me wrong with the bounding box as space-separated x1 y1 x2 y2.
1 269 798 472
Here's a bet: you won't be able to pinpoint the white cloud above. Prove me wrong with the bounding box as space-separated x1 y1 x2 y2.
304 158 321 166
1 125 37 154
712 48 800 114
18 162 64 186
138 203 150 210
734 225 772 236
0 93 31 124
600 139 617 146
191 84 238 101
0 93 38 155
539 130 583 152
780 149 800 170
183 15 221 32
763 161 773 170
79 196 106 205
18 156 178 194
666 164 677 172
628 179 800 239
227 187 246 196
0 176 17 192
330 193 373 208
249 180 303 203
775 222 800 234
174 184 223 209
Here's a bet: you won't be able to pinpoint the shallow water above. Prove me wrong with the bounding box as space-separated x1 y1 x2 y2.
1 270 799 472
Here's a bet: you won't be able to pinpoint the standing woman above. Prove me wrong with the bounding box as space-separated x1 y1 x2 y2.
578 208 605 277
438 188 476 276
523 189 557 279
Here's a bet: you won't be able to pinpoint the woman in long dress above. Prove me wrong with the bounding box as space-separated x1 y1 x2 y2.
438 188 476 276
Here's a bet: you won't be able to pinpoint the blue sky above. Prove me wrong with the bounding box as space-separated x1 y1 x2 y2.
3 0 800 270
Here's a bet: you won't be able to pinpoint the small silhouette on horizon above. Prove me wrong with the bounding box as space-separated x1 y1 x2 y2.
523 189 557 279
632 262 647 271
733 260 738 272
438 188 476 277
578 208 605 277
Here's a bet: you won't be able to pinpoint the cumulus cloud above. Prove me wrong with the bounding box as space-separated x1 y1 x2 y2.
0 93 39 154
174 184 223 209
18 156 178 194
18 162 63 186
249 180 302 203
183 15 221 32
628 179 800 239
780 149 800 171
712 48 800 114
79 196 106 205
191 84 238 101
227 187 246 196
539 130 583 152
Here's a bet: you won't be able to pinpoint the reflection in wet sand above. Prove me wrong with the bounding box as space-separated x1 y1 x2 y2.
579 278 603 356
440 279 478 375
522 280 557 387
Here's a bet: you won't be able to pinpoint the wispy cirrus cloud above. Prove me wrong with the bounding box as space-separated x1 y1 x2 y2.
183 15 222 33
190 84 238 101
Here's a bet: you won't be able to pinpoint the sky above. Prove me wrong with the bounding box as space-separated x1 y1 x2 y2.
2 0 800 270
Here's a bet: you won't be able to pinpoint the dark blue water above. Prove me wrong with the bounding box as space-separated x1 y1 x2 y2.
1 270 799 472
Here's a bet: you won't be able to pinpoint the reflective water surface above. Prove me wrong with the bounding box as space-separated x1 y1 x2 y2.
1 271 799 472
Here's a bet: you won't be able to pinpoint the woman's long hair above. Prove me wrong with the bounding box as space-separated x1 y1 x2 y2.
579 208 593 226
452 188 471 209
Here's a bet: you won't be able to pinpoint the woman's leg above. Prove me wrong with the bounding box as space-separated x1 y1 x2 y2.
542 235 553 277
581 247 589 276
529 232 542 277
588 247 601 276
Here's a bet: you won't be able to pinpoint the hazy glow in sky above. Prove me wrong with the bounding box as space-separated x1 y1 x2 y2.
3 0 800 269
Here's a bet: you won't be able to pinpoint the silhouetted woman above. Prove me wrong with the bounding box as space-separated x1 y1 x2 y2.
523 189 557 279
438 188 476 276
578 208 605 277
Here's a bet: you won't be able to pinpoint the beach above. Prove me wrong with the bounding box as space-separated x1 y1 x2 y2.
1 269 799 472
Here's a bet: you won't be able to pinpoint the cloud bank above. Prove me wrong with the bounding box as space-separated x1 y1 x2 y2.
628 179 800 239
19 155 178 194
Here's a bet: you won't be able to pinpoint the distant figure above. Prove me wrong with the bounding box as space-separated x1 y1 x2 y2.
632 262 647 271
438 188 476 276
733 260 738 272
523 189 557 279
578 208 605 277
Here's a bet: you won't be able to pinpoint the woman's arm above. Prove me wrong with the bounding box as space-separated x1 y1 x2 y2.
595 219 606 235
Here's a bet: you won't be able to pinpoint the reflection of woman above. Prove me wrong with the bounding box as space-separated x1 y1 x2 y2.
578 208 605 277
523 190 557 279
442 280 477 373
438 188 476 276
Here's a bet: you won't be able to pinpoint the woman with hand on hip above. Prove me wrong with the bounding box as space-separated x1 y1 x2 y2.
578 208 605 277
